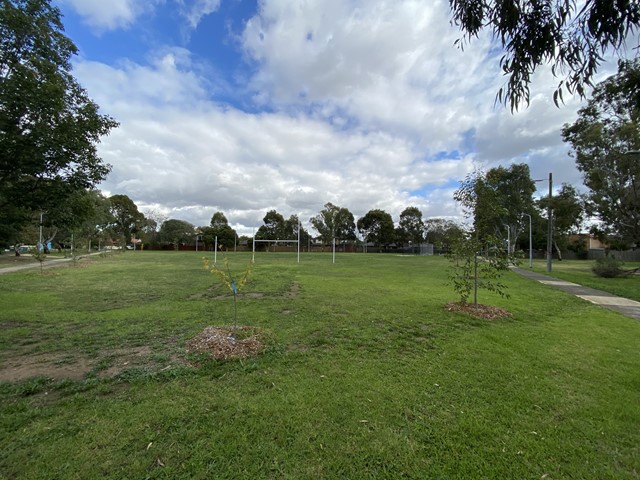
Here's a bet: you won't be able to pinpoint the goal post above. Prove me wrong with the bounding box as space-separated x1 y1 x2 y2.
252 220 301 263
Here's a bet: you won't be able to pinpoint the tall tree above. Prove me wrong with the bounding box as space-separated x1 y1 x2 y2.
159 219 194 249
537 183 585 257
424 218 464 252
108 195 144 248
450 0 640 109
202 211 237 250
396 206 425 246
0 0 118 245
282 214 310 246
562 59 640 248
456 165 537 253
256 210 285 240
310 202 356 245
357 209 395 250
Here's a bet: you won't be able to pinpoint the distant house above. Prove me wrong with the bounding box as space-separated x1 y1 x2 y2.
568 233 607 250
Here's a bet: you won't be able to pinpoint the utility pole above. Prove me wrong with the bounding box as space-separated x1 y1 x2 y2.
546 172 553 273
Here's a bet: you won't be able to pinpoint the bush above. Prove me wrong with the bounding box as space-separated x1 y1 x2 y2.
592 256 624 278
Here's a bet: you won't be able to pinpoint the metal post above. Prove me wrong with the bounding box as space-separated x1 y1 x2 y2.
214 236 218 264
546 172 553 273
39 211 43 251
332 237 336 264
529 215 532 269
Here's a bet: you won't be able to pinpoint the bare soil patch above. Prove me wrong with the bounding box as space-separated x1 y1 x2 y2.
185 326 267 360
445 302 512 320
0 345 174 382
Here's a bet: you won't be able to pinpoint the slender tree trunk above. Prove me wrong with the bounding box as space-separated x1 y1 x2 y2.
553 239 563 261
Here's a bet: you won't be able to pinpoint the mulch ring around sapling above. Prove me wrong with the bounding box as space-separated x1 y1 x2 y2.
445 302 512 320
185 326 268 360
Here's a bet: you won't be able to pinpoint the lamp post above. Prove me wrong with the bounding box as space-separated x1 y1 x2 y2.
546 172 553 273
522 213 533 269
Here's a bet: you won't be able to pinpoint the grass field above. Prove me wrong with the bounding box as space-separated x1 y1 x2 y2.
1 252 639 479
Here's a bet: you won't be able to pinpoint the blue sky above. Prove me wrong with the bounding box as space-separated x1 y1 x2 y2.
53 0 620 234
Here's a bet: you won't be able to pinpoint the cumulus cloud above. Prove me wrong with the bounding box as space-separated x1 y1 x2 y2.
58 0 156 31
67 0 621 235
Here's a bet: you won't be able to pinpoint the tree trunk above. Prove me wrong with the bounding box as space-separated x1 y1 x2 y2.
553 239 563 261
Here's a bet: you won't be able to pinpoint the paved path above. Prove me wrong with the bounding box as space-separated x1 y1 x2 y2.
0 254 100 275
513 268 640 320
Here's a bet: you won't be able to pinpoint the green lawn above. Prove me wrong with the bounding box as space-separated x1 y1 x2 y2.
1 252 639 479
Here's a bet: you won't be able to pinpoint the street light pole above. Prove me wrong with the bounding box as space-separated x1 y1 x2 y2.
522 213 532 269
546 172 553 273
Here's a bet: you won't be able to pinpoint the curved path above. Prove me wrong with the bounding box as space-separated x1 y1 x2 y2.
513 267 640 321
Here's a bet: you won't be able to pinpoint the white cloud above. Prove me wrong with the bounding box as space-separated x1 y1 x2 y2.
177 0 222 29
58 0 156 31
68 0 626 236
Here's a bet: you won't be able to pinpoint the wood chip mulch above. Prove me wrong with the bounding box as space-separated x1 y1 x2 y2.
185 326 265 360
445 302 512 320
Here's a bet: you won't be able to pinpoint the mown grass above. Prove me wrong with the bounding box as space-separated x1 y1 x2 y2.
529 258 640 302
0 252 639 479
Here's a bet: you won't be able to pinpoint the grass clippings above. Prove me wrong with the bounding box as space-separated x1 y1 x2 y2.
445 301 512 320
185 326 266 360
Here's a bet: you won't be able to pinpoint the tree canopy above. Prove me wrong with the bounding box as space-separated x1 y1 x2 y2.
561 58 640 247
108 195 145 247
201 211 237 250
454 164 537 251
309 203 356 244
396 206 425 246
357 209 395 248
0 0 118 245
450 0 640 109
159 219 195 249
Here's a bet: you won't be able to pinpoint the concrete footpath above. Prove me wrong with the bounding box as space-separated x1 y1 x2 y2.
513 267 640 321
0 254 100 275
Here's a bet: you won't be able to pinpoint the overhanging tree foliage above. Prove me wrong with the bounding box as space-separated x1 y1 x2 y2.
561 58 640 248
0 0 118 246
450 0 640 110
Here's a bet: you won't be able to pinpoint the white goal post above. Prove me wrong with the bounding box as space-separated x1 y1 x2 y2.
252 221 301 263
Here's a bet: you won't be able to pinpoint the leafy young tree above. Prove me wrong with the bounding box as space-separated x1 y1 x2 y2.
108 195 145 248
447 231 510 306
159 219 195 249
357 209 395 250
562 59 640 248
310 203 356 245
0 0 118 245
450 0 640 109
452 172 513 305
396 206 425 246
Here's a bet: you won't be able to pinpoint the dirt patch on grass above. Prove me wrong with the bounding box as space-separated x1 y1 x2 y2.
185 326 267 360
445 302 512 320
0 345 179 382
